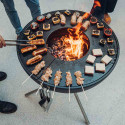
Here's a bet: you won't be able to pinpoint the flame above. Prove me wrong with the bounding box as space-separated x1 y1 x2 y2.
73 12 90 32
82 12 91 19
90 0 101 14
93 0 101 9
61 28 89 61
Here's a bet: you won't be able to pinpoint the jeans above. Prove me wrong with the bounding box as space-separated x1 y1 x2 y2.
1 0 41 35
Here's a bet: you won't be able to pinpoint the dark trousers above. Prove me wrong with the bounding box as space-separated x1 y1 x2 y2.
91 0 118 19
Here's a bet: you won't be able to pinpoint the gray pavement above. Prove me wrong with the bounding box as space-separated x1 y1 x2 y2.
0 0 125 125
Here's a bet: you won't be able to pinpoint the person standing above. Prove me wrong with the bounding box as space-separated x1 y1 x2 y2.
0 0 41 35
0 35 17 114
91 0 118 24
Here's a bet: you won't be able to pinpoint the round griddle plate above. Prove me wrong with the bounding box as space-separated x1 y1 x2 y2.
17 10 120 93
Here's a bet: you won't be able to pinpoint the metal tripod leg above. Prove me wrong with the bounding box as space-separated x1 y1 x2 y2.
25 88 38 97
74 93 90 125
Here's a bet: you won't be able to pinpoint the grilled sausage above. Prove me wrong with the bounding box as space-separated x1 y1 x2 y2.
71 13 77 25
81 21 90 31
21 45 37 53
26 55 42 65
32 48 47 56
28 39 45 45
60 14 66 25
77 16 83 24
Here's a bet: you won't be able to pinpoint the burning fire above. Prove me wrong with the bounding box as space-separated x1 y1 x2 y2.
63 28 89 61
93 0 101 9
51 27 89 61
74 12 91 32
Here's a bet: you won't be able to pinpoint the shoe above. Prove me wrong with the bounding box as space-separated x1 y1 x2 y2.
0 72 7 81
103 13 111 25
0 101 17 114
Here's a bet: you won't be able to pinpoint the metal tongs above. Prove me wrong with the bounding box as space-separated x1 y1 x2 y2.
5 40 33 46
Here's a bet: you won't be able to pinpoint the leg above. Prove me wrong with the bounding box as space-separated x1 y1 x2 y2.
0 71 7 81
104 0 118 24
24 0 41 19
1 0 22 35
90 0 107 19
105 0 118 13
0 100 17 113
74 93 90 125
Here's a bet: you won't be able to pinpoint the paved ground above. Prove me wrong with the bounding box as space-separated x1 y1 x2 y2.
0 0 125 125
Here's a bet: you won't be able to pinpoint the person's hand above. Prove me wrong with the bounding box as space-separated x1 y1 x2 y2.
0 35 6 48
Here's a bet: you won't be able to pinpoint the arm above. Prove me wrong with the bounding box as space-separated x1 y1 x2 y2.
0 35 6 48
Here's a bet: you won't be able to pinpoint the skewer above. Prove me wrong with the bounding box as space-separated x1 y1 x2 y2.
69 85 70 102
66 71 72 102
52 69 62 99
81 84 88 101
22 74 33 85
52 85 56 99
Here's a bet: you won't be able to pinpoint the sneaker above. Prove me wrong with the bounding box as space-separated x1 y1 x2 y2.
103 13 111 25
0 101 17 114
0 72 7 81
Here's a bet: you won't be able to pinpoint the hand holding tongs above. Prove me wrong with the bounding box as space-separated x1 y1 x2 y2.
5 40 33 46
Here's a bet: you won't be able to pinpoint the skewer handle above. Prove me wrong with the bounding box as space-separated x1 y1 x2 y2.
69 85 70 102
81 85 88 101
22 74 33 85
52 85 56 99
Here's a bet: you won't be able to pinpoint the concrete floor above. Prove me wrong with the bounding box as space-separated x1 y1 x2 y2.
0 0 125 125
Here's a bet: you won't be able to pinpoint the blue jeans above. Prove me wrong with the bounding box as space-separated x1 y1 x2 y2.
1 0 41 35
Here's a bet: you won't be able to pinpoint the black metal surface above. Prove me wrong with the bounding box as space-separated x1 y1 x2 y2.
17 10 120 93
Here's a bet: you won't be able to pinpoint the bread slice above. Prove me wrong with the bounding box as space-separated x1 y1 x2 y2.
95 63 105 73
43 23 50 30
99 39 106 45
27 34 36 40
52 17 60 24
36 31 43 37
64 10 71 15
92 49 103 56
108 49 115 56
85 66 94 75
97 22 104 29
86 55 96 64
101 55 112 65
107 38 114 43
24 30 30 36
92 30 100 36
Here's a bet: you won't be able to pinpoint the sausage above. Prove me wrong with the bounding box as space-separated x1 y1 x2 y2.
32 48 47 56
21 45 37 53
81 21 90 31
71 13 77 25
28 39 45 45
60 14 66 25
77 16 83 24
26 55 42 65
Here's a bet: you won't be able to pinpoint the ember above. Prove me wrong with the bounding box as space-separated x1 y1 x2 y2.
47 28 90 61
